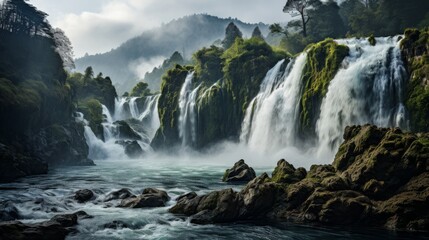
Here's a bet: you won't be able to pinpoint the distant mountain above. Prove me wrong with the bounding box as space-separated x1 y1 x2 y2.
75 14 271 93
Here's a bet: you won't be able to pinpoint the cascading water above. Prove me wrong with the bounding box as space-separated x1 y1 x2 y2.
316 36 408 158
240 53 308 152
178 72 200 147
240 36 408 160
138 94 161 139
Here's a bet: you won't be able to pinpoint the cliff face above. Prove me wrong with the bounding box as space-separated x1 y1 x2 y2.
152 38 288 150
0 30 93 182
401 28 429 132
170 125 429 231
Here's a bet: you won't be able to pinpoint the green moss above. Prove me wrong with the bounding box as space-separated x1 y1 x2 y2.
193 46 224 85
78 98 103 137
299 39 349 138
401 28 429 132
368 34 377 46
151 64 194 149
130 82 151 97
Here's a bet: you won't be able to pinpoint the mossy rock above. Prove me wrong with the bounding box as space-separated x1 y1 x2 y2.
151 64 194 149
299 39 349 139
271 159 306 184
401 28 429 132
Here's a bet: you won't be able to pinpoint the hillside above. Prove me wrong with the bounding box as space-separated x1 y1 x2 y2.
75 14 271 93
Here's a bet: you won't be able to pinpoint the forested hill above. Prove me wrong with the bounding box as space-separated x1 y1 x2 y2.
75 14 270 94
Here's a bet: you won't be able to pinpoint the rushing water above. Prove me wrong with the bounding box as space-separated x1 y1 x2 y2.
241 54 307 153
0 158 426 240
316 36 408 157
178 72 200 147
240 36 408 160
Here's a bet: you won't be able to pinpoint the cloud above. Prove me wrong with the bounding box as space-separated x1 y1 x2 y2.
32 0 287 57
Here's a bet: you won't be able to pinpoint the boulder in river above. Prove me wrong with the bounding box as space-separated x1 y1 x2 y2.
119 188 170 208
170 125 429 232
0 201 20 221
104 188 135 202
74 189 94 203
0 211 90 240
222 159 256 183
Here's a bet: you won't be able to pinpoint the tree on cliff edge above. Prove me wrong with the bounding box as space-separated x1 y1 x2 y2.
283 0 316 37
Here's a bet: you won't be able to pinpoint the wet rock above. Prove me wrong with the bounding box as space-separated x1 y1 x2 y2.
119 188 170 208
222 159 256 182
104 188 135 202
0 211 88 240
170 192 201 215
74 189 94 203
0 201 20 221
170 125 429 232
114 121 142 141
102 220 129 229
115 140 144 158
0 143 48 183
170 174 279 224
271 159 306 184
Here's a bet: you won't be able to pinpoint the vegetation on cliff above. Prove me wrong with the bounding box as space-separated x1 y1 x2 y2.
401 28 429 132
299 39 349 138
152 35 288 149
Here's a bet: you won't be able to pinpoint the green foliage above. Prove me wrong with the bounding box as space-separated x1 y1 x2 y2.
67 69 117 111
299 39 349 137
368 34 377 46
151 64 194 149
401 28 429 132
193 46 224 85
78 98 103 137
130 82 151 97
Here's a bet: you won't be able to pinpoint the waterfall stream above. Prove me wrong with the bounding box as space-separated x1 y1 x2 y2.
240 53 308 152
178 72 200 147
240 36 408 159
316 36 407 157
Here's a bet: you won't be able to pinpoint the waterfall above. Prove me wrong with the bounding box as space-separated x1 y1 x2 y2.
138 94 161 139
114 97 128 121
102 105 116 141
241 54 308 152
316 36 408 157
129 97 140 119
178 72 200 147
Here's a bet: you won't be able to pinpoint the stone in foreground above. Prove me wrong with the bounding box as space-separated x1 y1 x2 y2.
222 159 256 182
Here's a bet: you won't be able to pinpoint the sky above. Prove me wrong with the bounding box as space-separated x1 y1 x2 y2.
31 0 287 57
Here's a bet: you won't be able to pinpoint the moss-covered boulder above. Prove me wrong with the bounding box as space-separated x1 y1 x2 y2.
401 28 429 132
334 125 428 199
271 159 306 184
299 39 349 138
170 125 429 232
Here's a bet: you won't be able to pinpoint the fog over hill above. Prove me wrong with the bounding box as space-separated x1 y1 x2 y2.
75 14 273 93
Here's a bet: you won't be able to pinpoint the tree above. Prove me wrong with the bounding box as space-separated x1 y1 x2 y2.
283 0 315 37
251 26 264 40
130 82 151 97
53 28 75 70
222 22 243 49
84 66 94 82
0 0 52 37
